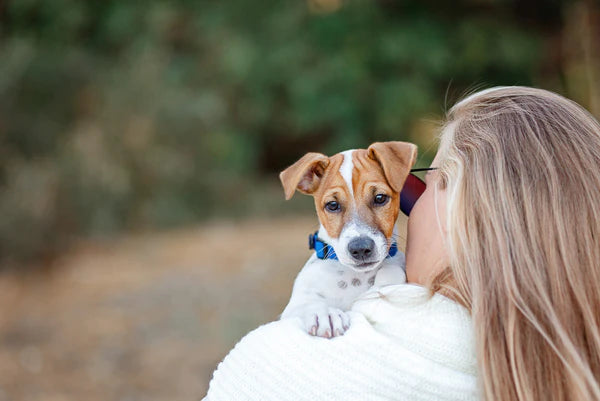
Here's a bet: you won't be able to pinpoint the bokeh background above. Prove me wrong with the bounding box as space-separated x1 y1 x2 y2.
0 0 598 400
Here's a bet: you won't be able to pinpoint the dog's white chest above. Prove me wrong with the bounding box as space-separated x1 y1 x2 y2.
280 252 406 338
285 254 405 310
317 261 377 309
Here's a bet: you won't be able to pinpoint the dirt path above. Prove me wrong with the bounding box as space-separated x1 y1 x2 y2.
0 215 407 401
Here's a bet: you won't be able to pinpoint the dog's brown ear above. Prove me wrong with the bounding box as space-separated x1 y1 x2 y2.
279 152 330 200
368 141 418 192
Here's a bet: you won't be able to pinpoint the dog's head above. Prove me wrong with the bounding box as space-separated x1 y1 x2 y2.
280 141 417 272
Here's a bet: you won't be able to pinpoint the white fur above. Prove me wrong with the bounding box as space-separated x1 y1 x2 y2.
280 249 406 337
339 150 355 198
319 222 388 270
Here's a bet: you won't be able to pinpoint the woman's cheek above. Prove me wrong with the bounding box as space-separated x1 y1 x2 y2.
405 200 425 283
405 184 440 284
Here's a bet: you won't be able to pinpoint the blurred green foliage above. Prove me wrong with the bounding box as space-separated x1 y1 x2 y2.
0 0 587 264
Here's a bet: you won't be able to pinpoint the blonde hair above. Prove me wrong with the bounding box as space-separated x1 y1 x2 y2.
434 87 600 400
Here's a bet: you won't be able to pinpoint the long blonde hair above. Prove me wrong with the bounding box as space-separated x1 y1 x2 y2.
434 87 600 400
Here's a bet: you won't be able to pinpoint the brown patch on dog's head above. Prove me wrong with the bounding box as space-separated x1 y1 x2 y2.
367 141 417 192
279 152 330 200
280 153 349 238
280 141 417 244
352 141 417 241
310 154 351 239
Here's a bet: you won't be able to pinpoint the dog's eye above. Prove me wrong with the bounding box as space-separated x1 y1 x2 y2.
373 194 389 206
325 201 341 212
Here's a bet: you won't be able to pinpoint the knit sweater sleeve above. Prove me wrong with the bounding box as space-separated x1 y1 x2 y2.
203 284 479 401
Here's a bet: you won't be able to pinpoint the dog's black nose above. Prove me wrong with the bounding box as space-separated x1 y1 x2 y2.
348 237 375 261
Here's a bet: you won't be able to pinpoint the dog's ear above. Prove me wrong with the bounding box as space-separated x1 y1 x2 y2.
279 152 330 200
368 141 417 193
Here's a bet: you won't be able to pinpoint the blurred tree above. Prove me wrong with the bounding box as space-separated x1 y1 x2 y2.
0 0 596 266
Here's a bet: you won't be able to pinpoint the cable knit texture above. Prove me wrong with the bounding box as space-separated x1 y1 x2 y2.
204 284 479 401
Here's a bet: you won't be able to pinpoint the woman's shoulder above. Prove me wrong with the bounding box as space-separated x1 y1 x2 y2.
204 284 478 401
352 283 471 327
352 283 476 376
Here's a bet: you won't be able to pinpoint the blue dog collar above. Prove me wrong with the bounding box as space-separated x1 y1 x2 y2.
308 231 398 261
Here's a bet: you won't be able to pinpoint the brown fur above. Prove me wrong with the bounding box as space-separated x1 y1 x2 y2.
279 142 417 240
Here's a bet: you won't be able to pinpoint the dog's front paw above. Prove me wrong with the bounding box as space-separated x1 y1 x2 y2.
303 307 350 338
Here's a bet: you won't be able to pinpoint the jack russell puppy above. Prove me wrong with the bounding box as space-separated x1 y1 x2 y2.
279 141 417 338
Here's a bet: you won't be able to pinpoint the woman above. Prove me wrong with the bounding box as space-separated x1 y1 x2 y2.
427 86 600 400
204 87 600 400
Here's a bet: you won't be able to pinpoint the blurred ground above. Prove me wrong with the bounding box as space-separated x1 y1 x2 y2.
0 216 411 401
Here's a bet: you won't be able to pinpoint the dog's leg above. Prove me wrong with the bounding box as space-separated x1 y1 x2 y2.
283 299 349 338
281 258 351 338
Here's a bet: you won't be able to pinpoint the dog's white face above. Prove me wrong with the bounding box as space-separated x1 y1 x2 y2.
317 220 394 272
280 142 417 273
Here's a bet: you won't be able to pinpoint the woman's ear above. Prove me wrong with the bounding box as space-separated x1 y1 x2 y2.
367 141 417 192
279 152 330 200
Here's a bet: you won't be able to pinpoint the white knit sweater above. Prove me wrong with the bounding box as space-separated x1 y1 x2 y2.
203 284 479 401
